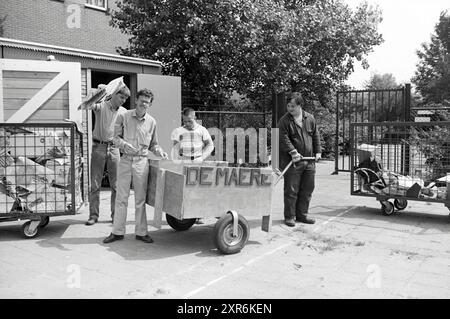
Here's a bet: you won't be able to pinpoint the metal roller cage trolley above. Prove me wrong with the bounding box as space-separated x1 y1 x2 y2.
0 122 85 238
350 121 450 217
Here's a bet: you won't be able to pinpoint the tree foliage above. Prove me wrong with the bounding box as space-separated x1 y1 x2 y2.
364 73 400 90
111 0 383 100
412 11 450 104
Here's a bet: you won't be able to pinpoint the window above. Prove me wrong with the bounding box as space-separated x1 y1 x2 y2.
85 0 107 11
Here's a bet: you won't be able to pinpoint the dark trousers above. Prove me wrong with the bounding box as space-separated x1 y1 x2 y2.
89 143 120 220
283 161 316 220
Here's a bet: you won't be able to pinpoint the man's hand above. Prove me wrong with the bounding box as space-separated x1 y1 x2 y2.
315 153 321 162
124 143 138 155
289 149 302 163
160 151 169 159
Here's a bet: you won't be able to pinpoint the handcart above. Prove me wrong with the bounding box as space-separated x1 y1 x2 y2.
0 122 85 238
350 121 450 217
146 158 304 254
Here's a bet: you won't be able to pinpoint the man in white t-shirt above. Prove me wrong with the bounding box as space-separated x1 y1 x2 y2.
171 108 214 224
171 108 214 162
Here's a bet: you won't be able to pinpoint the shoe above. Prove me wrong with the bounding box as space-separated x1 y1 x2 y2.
103 233 124 243
195 218 204 225
284 218 295 227
85 218 98 226
296 216 316 224
136 234 154 243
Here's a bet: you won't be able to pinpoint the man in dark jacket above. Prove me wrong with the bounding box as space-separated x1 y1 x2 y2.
278 92 321 227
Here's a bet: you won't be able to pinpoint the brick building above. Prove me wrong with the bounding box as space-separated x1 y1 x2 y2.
0 0 163 107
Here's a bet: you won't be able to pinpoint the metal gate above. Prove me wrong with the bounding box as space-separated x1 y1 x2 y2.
181 90 272 166
335 84 411 173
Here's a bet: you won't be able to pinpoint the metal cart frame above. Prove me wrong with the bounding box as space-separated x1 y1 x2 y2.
350 121 450 216
0 122 85 238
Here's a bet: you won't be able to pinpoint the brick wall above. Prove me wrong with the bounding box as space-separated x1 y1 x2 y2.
0 0 130 54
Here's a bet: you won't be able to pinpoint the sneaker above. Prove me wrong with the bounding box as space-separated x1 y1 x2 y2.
284 218 295 227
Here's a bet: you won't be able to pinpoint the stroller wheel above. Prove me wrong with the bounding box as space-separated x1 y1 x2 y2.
381 201 395 216
394 199 408 211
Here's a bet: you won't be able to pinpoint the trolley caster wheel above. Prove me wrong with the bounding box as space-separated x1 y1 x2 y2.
394 199 408 211
213 214 250 255
21 221 40 239
166 214 196 231
39 216 50 228
381 201 395 216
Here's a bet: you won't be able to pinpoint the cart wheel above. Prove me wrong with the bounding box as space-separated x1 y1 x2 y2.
394 199 408 211
39 216 50 228
213 214 249 255
21 221 39 239
166 215 196 231
381 201 395 216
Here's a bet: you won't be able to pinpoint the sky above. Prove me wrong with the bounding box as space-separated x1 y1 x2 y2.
344 0 450 89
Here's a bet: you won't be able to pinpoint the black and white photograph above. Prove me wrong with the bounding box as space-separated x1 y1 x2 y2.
0 0 450 305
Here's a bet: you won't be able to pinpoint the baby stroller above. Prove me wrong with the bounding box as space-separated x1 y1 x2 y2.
354 158 387 195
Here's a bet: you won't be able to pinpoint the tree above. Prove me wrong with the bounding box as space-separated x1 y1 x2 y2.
412 11 450 104
364 73 400 90
111 0 383 100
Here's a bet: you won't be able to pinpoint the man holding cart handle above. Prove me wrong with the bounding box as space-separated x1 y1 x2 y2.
278 92 321 227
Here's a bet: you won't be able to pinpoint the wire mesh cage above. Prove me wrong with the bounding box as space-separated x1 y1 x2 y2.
350 121 450 215
0 122 84 218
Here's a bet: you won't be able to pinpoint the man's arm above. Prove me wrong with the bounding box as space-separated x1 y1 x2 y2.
77 86 106 111
311 117 322 161
278 117 296 154
201 128 214 160
113 112 126 149
149 123 168 158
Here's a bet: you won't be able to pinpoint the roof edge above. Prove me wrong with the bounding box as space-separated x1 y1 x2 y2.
0 37 162 68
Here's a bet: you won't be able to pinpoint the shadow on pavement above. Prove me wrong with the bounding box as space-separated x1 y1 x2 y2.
314 204 450 234
0 217 266 260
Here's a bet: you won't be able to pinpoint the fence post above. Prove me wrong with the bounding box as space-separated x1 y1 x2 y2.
405 83 411 122
333 91 339 175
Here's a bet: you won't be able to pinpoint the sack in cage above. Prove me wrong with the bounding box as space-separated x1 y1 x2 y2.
24 182 69 213
4 157 55 191
0 183 15 214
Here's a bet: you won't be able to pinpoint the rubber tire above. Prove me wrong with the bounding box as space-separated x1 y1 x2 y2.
166 214 196 231
22 221 39 239
39 216 50 228
381 201 395 216
394 199 408 211
213 214 250 255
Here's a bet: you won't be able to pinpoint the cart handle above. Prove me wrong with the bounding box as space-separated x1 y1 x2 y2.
273 157 316 186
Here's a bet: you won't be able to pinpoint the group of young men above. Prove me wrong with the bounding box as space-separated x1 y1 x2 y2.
81 83 214 244
81 82 322 244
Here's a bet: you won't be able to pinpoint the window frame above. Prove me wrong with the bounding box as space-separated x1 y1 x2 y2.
85 0 107 12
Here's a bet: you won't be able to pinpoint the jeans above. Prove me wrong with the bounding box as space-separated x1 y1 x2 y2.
283 161 316 220
112 156 149 236
89 143 120 220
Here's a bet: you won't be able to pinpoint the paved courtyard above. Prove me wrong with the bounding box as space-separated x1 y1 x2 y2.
1 160 450 299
